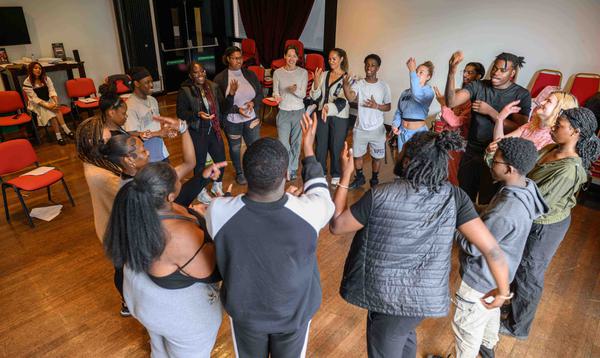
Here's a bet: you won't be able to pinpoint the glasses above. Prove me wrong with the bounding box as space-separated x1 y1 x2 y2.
491 160 510 166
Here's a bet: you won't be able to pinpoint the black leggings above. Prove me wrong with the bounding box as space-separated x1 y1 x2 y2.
114 266 124 300
315 114 350 177
189 127 226 181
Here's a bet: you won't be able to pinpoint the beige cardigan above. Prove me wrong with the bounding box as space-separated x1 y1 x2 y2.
83 162 121 241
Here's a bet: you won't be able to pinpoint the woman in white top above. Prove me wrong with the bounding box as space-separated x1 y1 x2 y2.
273 45 308 181
22 61 74 145
310 48 350 185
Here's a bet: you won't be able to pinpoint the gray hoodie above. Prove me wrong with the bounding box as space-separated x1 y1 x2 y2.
457 178 549 294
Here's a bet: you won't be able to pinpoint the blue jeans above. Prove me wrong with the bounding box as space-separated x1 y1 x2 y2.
224 119 261 175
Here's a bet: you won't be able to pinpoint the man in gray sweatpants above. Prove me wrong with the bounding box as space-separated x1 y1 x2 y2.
453 137 548 358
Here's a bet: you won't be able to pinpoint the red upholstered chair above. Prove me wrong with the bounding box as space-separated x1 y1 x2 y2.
0 91 40 145
271 39 305 70
248 65 265 83
0 139 75 227
241 39 260 67
568 73 600 106
65 78 100 119
529 69 562 98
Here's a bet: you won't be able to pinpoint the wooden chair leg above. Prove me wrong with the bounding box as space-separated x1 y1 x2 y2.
61 179 75 207
14 188 34 228
2 184 10 222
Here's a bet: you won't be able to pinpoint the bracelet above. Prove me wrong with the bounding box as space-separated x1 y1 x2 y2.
337 183 350 190
496 292 514 300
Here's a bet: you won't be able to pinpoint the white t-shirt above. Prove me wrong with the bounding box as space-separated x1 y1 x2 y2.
352 79 392 131
125 94 169 161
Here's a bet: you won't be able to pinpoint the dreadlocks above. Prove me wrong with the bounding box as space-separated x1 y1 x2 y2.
495 52 525 69
561 107 600 172
75 116 122 175
394 130 465 192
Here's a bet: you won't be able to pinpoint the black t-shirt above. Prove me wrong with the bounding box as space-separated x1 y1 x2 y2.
464 80 531 150
350 186 478 228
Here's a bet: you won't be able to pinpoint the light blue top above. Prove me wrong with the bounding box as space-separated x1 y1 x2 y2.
392 71 434 127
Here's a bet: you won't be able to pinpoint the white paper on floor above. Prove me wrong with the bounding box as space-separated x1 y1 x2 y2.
30 204 63 221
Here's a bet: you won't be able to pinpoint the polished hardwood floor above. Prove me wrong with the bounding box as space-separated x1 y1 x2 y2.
1 95 599 357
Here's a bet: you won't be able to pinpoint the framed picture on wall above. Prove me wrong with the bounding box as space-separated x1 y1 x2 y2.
0 48 9 64
52 43 66 60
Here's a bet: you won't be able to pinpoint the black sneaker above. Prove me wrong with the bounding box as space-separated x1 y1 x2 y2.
369 177 379 187
499 320 527 340
120 302 131 317
236 173 247 185
479 345 495 358
349 175 366 189
66 132 75 139
57 138 66 146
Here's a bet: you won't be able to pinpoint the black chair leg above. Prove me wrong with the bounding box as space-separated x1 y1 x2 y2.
47 186 53 203
14 188 34 228
30 120 41 145
2 184 10 222
61 179 75 207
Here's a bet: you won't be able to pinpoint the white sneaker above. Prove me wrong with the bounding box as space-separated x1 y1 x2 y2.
211 181 224 196
330 177 340 186
196 188 212 204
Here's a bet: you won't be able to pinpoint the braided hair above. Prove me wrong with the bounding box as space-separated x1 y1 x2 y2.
495 52 525 69
75 116 122 175
394 130 465 192
104 162 177 272
561 107 600 172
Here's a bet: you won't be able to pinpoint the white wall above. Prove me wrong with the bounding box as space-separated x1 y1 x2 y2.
336 0 600 123
0 0 123 94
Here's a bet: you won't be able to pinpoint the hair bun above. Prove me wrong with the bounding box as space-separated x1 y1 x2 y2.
436 130 465 152
98 82 118 98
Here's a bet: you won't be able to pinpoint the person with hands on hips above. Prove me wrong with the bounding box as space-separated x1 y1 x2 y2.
391 57 435 152
342 53 391 189
214 46 263 185
309 48 351 186
329 130 510 358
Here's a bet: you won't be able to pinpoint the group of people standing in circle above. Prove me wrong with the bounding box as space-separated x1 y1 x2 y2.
69 41 600 358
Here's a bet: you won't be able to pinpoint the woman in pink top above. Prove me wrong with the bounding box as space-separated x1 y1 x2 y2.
489 91 579 152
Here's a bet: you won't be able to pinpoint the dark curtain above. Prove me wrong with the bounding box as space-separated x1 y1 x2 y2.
238 0 315 67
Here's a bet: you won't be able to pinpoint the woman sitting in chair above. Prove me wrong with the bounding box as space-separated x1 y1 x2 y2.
23 61 74 145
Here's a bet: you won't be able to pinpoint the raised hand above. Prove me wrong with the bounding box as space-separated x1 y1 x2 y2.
406 57 417 72
153 115 181 130
201 161 228 180
300 112 318 156
362 95 378 109
497 100 522 122
313 67 323 89
286 185 303 197
340 141 354 181
433 86 446 107
486 139 500 153
449 51 464 74
472 100 497 119
228 79 239 96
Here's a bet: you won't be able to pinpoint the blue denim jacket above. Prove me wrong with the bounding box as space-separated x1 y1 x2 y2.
392 71 434 127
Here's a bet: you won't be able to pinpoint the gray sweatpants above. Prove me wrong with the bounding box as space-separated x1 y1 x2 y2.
276 109 304 174
123 266 223 358
506 216 572 338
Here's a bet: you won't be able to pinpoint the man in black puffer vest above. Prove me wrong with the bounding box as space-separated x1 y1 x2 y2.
330 131 512 358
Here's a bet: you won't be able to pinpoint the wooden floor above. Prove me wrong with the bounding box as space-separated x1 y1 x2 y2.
1 95 599 357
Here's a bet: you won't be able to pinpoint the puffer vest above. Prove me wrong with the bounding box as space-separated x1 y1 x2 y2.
340 180 457 317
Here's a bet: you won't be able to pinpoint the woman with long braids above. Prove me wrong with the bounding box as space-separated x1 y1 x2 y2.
501 107 600 339
310 48 351 185
177 61 227 203
23 61 75 145
329 131 511 357
75 84 134 317
104 162 222 357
